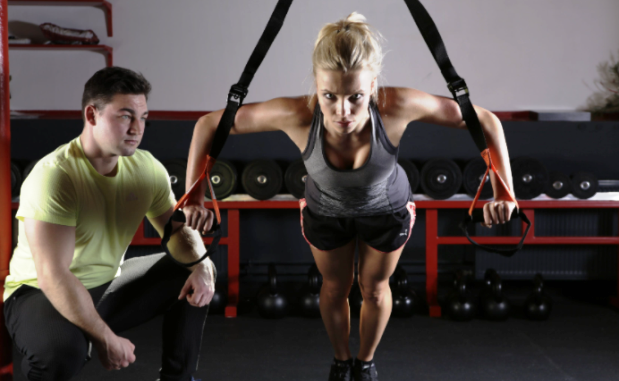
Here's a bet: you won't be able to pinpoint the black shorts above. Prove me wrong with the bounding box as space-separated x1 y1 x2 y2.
299 199 416 253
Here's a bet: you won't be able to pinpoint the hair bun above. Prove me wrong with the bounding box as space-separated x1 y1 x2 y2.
345 12 367 24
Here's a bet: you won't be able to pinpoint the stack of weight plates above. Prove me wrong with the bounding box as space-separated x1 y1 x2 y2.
398 159 420 194
420 158 462 200
284 159 308 199
511 157 548 200
241 159 283 200
205 160 238 200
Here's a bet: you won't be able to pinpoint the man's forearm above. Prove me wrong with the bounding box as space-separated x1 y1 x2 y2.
167 225 212 272
39 270 111 342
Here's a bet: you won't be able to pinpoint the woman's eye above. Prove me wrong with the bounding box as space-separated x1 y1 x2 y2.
351 94 363 100
324 93 334 100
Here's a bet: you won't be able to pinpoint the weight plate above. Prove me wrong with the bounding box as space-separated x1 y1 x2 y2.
163 159 188 202
544 171 571 199
462 157 493 199
241 159 283 200
11 161 22 198
511 157 548 200
570 171 598 199
205 159 237 200
420 158 462 200
398 159 420 194
22 159 38 181
284 159 308 199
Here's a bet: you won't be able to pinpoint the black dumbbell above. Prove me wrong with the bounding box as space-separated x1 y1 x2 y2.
257 263 288 319
480 269 510 321
445 270 476 321
524 273 552 321
299 264 321 318
208 284 228 315
391 265 415 318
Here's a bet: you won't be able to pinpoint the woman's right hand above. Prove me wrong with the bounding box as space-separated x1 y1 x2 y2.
183 203 215 234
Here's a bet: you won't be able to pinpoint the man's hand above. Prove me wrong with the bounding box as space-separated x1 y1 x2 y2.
183 204 215 235
178 258 216 307
93 328 136 371
482 199 517 228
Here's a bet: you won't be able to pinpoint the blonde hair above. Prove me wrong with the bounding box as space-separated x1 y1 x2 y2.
312 13 384 102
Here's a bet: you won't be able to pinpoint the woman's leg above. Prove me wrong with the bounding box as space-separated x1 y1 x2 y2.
310 239 357 361
356 242 404 361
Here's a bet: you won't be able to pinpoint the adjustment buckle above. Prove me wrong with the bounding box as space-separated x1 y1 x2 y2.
227 84 248 106
448 78 469 99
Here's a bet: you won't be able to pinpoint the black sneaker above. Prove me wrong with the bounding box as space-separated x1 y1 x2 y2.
329 358 353 381
353 358 378 381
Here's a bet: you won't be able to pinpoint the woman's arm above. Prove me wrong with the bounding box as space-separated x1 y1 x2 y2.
184 96 312 231
382 87 515 225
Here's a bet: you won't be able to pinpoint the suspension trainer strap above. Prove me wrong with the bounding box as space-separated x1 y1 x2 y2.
403 0 528 254
162 0 294 267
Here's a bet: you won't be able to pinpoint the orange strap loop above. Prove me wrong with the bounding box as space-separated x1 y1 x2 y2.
468 149 519 216
174 155 222 225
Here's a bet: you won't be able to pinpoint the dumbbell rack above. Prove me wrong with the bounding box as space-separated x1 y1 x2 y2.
10 195 619 318
420 195 619 317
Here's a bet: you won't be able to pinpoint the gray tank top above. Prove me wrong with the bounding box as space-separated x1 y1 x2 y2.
301 102 411 218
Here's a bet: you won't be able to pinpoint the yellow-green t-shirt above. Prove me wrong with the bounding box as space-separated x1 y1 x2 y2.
3 137 175 301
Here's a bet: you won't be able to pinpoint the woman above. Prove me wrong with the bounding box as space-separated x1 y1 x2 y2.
183 13 516 381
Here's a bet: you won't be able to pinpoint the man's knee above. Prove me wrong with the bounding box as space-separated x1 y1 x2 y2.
21 334 90 381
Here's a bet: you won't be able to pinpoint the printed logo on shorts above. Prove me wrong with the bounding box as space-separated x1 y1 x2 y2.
400 229 408 237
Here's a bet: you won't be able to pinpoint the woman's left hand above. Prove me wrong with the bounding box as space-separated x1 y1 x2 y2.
482 199 517 228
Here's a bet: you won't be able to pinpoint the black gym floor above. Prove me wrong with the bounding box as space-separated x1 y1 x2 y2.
11 282 619 381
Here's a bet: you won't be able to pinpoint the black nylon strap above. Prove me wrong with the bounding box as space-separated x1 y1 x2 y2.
403 0 529 256
209 0 293 160
163 0 293 267
402 0 487 153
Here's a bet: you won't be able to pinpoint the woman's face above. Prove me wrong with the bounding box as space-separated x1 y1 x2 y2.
315 68 376 135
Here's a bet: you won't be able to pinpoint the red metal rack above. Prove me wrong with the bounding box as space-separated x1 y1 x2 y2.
59 196 619 319
7 0 113 37
421 198 619 317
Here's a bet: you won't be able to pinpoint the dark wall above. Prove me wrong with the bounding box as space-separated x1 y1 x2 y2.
9 119 619 281
13 119 619 177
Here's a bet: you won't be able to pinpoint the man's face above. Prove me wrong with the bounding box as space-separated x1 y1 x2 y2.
91 93 148 157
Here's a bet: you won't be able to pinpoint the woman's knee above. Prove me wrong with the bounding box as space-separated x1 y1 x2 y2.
358 279 391 306
321 277 354 302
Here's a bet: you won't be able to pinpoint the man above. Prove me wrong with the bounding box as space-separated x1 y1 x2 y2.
3 67 216 381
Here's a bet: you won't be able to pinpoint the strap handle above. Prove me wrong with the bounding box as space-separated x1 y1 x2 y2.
459 209 531 257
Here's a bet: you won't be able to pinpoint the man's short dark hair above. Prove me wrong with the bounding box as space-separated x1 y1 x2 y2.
81 66 152 114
